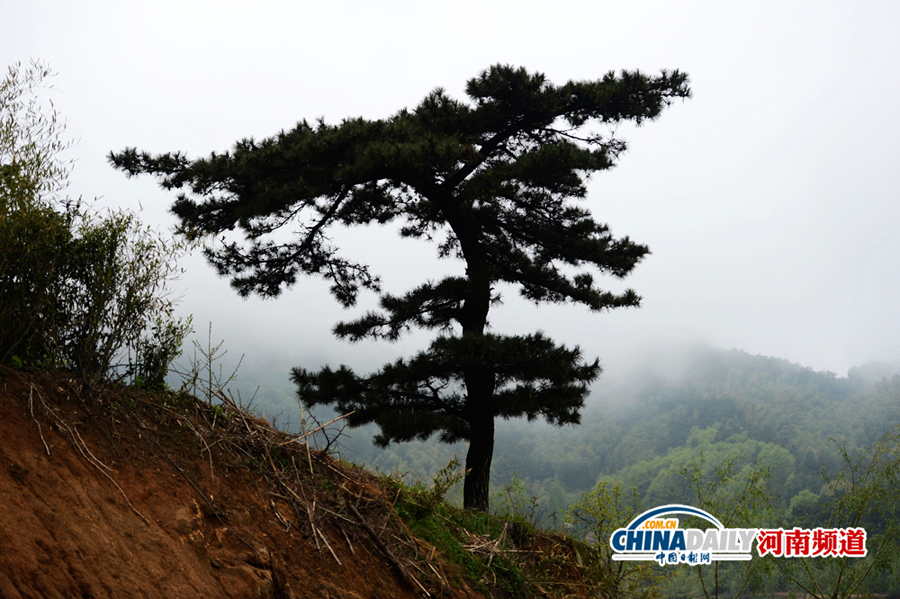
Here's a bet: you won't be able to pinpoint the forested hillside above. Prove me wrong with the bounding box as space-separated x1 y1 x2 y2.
238 346 900 523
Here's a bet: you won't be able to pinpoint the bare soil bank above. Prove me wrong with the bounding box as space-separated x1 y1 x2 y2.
0 367 483 599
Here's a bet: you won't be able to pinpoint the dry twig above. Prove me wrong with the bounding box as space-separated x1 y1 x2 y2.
34 387 149 525
28 385 51 457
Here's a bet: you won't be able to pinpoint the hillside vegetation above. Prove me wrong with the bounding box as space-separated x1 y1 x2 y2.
4 60 900 598
0 366 622 598
289 347 900 598
329 348 900 517
0 60 631 599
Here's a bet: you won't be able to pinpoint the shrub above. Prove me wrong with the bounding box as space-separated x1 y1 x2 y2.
564 481 666 599
0 61 73 365
58 206 191 385
491 474 541 529
0 60 190 386
0 189 72 365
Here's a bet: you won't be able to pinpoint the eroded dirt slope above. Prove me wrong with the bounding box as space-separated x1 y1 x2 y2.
0 368 479 599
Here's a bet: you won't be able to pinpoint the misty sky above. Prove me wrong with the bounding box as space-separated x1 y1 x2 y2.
4 1 899 382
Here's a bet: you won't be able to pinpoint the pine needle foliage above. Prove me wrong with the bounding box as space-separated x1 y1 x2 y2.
110 64 690 510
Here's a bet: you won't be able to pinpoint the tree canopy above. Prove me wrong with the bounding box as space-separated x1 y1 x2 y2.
111 64 690 510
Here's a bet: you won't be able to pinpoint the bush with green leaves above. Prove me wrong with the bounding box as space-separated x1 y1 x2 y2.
59 206 192 386
0 61 73 366
667 450 776 599
564 480 667 599
0 60 190 386
774 427 900 599
0 190 71 366
491 474 541 529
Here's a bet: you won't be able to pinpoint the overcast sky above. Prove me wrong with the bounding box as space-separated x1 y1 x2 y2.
4 0 899 383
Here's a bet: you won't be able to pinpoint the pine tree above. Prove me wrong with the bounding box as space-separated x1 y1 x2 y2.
110 65 690 510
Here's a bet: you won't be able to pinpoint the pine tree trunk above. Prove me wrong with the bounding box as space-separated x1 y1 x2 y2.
463 406 494 511
459 278 495 511
444 204 496 511
459 275 495 511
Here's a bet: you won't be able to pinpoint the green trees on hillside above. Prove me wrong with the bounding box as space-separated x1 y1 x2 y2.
0 61 189 385
110 64 690 510
330 351 899 522
774 427 900 598
565 481 665 599
669 447 776 599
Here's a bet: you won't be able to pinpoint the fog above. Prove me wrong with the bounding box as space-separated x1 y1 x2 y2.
4 1 900 407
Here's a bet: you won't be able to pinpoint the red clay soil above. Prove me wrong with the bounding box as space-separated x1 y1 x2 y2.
0 367 483 599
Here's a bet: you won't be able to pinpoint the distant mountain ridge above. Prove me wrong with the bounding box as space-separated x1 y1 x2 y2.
321 347 900 520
